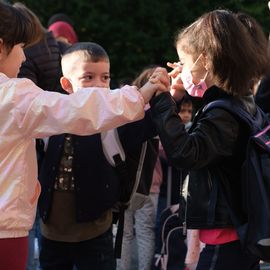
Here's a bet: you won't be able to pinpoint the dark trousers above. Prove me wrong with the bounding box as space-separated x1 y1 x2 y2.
39 228 116 270
197 240 260 270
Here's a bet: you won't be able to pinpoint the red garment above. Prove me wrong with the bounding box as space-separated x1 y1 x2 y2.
0 237 28 270
48 21 78 44
199 228 238 245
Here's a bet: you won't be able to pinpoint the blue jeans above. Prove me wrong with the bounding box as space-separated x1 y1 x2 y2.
39 228 116 270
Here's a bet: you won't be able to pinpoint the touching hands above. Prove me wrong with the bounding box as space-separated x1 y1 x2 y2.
139 67 170 104
167 62 186 101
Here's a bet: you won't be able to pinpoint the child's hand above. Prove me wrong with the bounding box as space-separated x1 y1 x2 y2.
149 67 170 89
139 67 169 103
167 62 186 101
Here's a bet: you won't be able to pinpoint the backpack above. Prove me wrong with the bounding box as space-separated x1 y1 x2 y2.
203 99 270 262
101 128 159 257
153 204 187 270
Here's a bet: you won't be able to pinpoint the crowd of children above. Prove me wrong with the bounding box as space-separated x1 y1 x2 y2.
0 1 270 270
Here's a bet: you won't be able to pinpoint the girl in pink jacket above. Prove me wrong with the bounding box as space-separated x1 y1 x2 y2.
0 3 169 269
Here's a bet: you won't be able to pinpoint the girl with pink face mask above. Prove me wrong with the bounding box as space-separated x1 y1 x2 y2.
150 9 270 270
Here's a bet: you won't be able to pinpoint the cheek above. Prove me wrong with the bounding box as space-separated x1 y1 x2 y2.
191 72 202 84
78 81 93 88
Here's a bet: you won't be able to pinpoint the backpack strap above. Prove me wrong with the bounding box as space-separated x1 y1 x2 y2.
127 141 148 203
114 204 126 258
203 99 265 134
113 141 148 258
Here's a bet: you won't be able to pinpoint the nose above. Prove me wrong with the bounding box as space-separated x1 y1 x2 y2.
94 79 107 88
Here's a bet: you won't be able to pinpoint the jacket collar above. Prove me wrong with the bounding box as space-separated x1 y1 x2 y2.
191 85 256 115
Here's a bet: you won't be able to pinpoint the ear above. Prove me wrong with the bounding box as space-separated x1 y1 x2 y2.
0 39 5 59
60 76 74 94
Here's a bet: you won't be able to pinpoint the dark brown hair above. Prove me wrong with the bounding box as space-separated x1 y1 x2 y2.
62 42 109 63
0 2 42 53
236 12 270 76
132 65 158 88
176 9 267 96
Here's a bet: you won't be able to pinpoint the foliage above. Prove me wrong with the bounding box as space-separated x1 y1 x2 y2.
11 0 270 86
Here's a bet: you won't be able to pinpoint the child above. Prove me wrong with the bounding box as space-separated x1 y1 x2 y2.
47 13 78 44
150 9 269 270
118 66 162 270
0 3 169 269
38 43 161 270
177 95 193 131
13 3 71 269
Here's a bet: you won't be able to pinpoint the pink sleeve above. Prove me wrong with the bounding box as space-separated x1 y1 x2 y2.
12 79 145 138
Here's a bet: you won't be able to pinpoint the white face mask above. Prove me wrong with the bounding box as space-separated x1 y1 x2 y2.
180 54 208 98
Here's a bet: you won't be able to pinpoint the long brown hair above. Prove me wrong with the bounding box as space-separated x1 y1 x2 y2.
132 65 158 88
176 10 268 96
236 12 270 76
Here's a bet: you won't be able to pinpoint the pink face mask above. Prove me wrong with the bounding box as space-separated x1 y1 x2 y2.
180 55 208 98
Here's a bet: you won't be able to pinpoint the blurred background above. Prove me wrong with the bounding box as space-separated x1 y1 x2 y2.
9 0 270 87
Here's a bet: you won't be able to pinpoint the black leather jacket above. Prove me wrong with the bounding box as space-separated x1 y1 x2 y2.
150 86 256 229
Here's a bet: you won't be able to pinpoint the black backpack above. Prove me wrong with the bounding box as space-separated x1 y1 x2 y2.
101 129 159 258
153 204 187 270
204 99 270 262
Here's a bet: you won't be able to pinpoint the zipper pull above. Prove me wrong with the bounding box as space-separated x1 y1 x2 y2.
154 254 162 267
183 221 187 236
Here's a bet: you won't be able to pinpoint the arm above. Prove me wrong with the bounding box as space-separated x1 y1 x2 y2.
117 109 157 150
150 92 239 170
11 79 146 138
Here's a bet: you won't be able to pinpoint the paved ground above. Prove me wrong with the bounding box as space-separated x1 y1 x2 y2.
261 262 270 269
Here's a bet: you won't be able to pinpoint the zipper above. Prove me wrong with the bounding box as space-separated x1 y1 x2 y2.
183 202 187 236
207 170 217 225
181 174 189 236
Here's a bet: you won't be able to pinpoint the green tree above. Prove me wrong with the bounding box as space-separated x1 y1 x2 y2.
12 0 270 85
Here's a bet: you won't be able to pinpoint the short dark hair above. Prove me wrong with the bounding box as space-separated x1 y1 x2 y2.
63 42 109 62
0 2 41 52
180 95 193 107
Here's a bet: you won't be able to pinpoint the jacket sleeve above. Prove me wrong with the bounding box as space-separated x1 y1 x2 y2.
117 108 157 151
9 78 145 138
150 92 239 170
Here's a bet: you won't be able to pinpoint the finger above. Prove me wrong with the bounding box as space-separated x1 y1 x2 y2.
168 68 181 78
153 67 168 75
149 77 159 84
167 62 179 69
171 83 185 91
155 83 169 93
